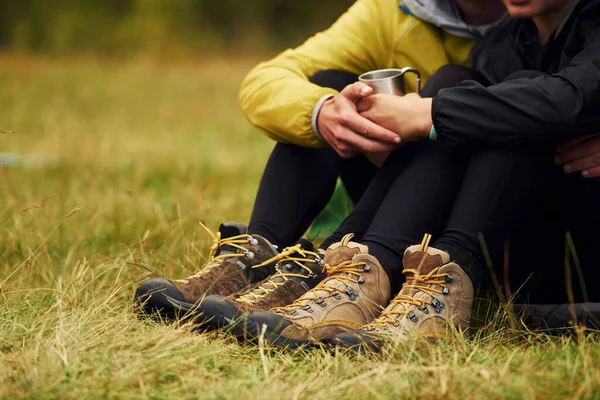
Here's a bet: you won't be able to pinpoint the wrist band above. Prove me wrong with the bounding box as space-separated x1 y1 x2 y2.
429 125 438 141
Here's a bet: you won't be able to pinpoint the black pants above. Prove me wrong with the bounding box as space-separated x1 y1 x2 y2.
247 71 377 249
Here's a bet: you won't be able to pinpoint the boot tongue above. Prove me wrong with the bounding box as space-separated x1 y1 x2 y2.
215 222 248 256
296 238 315 253
246 239 320 297
324 241 368 267
277 239 320 280
402 245 450 275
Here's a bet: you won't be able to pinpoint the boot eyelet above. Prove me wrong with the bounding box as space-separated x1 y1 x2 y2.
291 310 299 316
408 312 418 323
303 305 313 313
419 305 429 314
445 275 453 283
315 299 327 307
346 288 358 301
431 299 440 308
245 251 255 259
443 287 449 295
439 301 445 309
358 276 365 284
363 265 371 272
249 238 258 246
333 292 342 300
308 272 315 279
285 263 293 270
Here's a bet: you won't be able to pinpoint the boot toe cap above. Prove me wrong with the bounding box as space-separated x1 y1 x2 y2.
244 311 293 336
330 330 382 352
135 278 184 317
196 295 242 330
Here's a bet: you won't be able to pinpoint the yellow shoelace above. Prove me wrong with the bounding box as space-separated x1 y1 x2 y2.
272 258 366 313
235 244 322 305
176 221 254 281
366 267 449 329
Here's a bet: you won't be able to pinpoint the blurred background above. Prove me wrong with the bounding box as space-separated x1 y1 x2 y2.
0 0 355 56
0 1 356 268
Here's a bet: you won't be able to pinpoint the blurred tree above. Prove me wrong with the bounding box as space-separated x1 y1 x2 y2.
0 0 355 55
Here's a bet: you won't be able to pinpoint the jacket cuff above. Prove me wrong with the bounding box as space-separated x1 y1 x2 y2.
431 96 448 144
311 94 335 141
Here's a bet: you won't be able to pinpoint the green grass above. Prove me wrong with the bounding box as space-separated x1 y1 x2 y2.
0 54 599 399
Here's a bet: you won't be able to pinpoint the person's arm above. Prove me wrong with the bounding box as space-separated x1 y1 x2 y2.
432 32 600 147
238 0 397 148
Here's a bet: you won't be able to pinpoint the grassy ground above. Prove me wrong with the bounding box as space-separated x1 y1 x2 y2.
0 54 598 399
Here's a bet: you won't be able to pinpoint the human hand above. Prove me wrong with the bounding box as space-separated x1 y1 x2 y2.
357 93 433 142
317 82 402 158
555 134 600 178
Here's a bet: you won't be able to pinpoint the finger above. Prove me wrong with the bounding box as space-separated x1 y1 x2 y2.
336 126 400 153
554 137 600 164
562 152 600 173
332 141 359 159
582 165 600 178
555 136 600 163
557 134 599 153
339 110 401 144
340 82 373 102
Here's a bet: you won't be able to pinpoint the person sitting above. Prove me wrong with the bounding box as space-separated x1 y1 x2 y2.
134 0 507 320
184 0 600 349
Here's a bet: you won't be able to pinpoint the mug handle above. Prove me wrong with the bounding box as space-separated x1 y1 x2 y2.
398 67 421 94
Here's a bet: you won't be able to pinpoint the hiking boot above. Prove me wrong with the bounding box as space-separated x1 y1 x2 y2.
331 234 474 352
173 238 326 331
134 222 279 319
241 234 391 347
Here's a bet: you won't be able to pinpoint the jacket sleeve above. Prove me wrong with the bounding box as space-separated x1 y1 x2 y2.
433 33 600 147
238 0 396 148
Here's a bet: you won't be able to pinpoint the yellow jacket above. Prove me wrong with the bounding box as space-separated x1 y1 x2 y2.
239 0 474 148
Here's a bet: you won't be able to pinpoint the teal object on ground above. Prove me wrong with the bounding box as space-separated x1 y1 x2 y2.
0 153 56 167
307 178 353 245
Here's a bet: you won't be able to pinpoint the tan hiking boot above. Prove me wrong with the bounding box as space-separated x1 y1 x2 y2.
331 234 474 351
134 222 279 319
173 239 326 331
241 234 391 347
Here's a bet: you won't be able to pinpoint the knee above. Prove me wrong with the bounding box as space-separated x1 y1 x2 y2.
505 70 549 81
421 65 485 97
309 70 358 92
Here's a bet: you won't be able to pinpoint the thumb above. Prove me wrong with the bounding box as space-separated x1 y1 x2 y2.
341 82 373 102
356 96 373 113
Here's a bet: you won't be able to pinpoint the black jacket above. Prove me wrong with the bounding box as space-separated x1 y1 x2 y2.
433 0 600 147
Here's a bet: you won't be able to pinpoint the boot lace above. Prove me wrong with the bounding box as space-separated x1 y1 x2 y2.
234 244 322 305
272 259 366 313
178 221 254 281
365 267 449 330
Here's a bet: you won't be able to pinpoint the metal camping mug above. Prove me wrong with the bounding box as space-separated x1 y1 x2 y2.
358 67 422 95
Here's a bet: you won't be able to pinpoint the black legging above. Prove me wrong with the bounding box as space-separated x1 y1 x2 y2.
247 71 378 249
323 139 552 293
